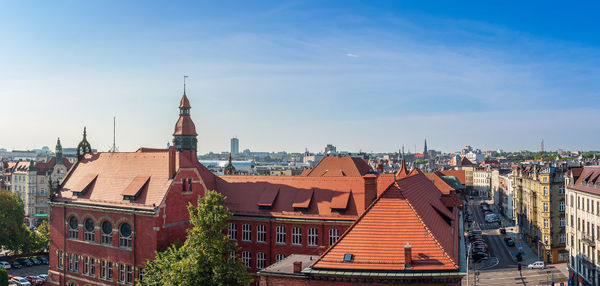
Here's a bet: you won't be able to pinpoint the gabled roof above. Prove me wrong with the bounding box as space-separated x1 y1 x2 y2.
571 166 600 195
217 175 368 220
439 170 466 186
424 173 455 195
55 150 174 209
301 156 372 177
35 157 73 175
311 172 459 271
460 157 476 166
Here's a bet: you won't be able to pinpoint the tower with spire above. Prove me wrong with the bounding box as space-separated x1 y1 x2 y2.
423 139 428 159
173 77 198 153
55 137 63 165
76 127 92 160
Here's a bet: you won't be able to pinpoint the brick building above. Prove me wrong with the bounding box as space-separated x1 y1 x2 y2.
48 92 465 285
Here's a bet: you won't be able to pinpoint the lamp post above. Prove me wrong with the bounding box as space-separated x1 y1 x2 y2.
467 243 471 286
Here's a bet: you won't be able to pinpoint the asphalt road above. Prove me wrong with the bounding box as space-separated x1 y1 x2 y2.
5 264 49 279
469 200 516 270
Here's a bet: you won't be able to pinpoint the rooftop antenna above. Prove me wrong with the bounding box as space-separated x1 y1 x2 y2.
183 75 188 94
109 116 118 153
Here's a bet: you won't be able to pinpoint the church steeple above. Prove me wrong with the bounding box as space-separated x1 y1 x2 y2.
76 127 92 160
55 137 63 165
423 139 428 159
173 78 198 152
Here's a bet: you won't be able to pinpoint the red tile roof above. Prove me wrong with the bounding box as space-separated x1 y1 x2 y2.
424 173 455 195
35 157 73 175
302 156 372 177
173 115 197 136
571 166 600 195
439 170 466 186
311 172 459 271
216 175 370 220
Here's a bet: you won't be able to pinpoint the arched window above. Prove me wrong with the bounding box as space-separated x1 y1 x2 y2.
119 223 132 248
84 218 95 242
68 216 78 239
101 221 113 245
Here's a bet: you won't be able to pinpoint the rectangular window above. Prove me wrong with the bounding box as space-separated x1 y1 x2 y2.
276 254 285 262
58 252 63 269
100 261 106 279
242 251 251 268
85 229 95 242
119 264 125 283
329 229 340 246
276 226 286 244
107 262 113 280
560 201 565 211
101 231 112 245
138 269 144 282
119 234 132 249
126 265 132 284
543 187 548 196
559 186 565 195
257 252 266 270
228 223 237 240
242 224 251 242
292 227 302 246
308 228 318 246
544 218 549 229
68 254 74 272
544 202 549 212
83 257 89 275
561 217 566 227
257 225 266 243
69 227 78 239
90 259 95 276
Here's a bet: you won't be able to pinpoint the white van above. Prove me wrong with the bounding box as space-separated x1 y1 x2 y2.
485 213 498 223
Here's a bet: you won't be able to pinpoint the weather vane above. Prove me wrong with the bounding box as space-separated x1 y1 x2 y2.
184 75 188 94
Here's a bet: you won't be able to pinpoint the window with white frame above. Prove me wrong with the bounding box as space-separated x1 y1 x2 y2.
228 223 237 240
560 233 566 244
276 254 285 262
560 201 565 211
90 259 95 276
543 187 548 196
257 225 266 243
257 252 266 269
544 218 549 229
559 186 565 194
329 229 340 246
544 235 549 244
276 226 286 244
292 227 302 245
68 216 79 239
560 217 566 227
543 202 549 212
107 262 113 280
126 265 132 284
68 253 74 272
119 264 125 283
58 251 64 269
308 228 318 246
101 221 113 245
100 261 106 279
242 251 251 268
84 218 95 242
229 251 236 260
242 224 251 242
83 257 89 275
119 223 132 248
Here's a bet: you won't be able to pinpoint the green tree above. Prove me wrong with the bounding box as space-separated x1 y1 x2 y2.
33 220 50 251
139 190 251 286
0 267 8 286
0 189 27 254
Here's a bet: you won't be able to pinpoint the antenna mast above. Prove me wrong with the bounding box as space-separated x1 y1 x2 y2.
109 116 118 152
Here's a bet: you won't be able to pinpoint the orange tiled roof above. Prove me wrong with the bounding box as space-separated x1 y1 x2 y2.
302 156 372 177
216 175 369 220
571 166 600 195
439 170 466 186
424 173 455 195
311 172 459 271
35 157 73 175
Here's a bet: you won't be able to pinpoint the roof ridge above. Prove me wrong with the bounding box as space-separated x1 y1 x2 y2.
401 186 458 268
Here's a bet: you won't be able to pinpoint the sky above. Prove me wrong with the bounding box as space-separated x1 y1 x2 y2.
1 1 599 154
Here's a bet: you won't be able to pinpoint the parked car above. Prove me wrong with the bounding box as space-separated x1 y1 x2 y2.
11 261 22 269
38 256 49 265
18 259 33 267
36 274 48 281
528 261 545 269
473 246 487 253
500 227 506 234
485 213 498 223
11 277 32 286
504 237 515 247
472 252 489 262
0 261 11 269
24 276 43 285
29 258 41 265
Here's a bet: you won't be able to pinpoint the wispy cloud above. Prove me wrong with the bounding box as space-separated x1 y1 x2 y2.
345 53 359 57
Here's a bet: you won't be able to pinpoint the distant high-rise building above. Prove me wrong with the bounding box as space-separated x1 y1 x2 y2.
325 144 337 155
231 137 239 155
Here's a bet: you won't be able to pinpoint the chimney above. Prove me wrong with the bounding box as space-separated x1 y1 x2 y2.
404 242 412 269
168 146 176 179
293 261 302 273
362 174 377 210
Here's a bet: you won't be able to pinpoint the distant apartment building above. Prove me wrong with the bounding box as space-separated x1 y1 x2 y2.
9 138 72 226
465 151 485 164
473 167 491 197
449 155 475 195
324 144 337 154
231 137 239 155
566 166 599 286
513 164 568 264
497 170 514 221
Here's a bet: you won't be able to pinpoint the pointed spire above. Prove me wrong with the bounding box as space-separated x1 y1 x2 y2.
76 127 92 160
395 157 409 179
173 80 198 152
55 137 63 165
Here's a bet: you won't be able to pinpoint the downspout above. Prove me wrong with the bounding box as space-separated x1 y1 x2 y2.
63 204 66 286
268 220 272 264
133 213 136 286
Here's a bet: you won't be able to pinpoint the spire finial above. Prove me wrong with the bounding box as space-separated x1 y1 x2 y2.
184 75 188 95
83 127 87 138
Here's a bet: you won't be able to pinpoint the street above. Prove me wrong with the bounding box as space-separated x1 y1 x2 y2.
465 199 569 285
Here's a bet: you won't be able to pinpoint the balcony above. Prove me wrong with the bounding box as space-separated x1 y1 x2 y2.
582 232 595 246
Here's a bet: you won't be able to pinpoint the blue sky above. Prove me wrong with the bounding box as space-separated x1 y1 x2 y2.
1 1 599 153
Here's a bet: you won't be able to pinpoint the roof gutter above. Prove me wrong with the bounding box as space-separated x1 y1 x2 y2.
49 200 156 215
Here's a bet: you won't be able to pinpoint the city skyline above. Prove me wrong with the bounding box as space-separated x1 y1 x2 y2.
1 1 599 153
